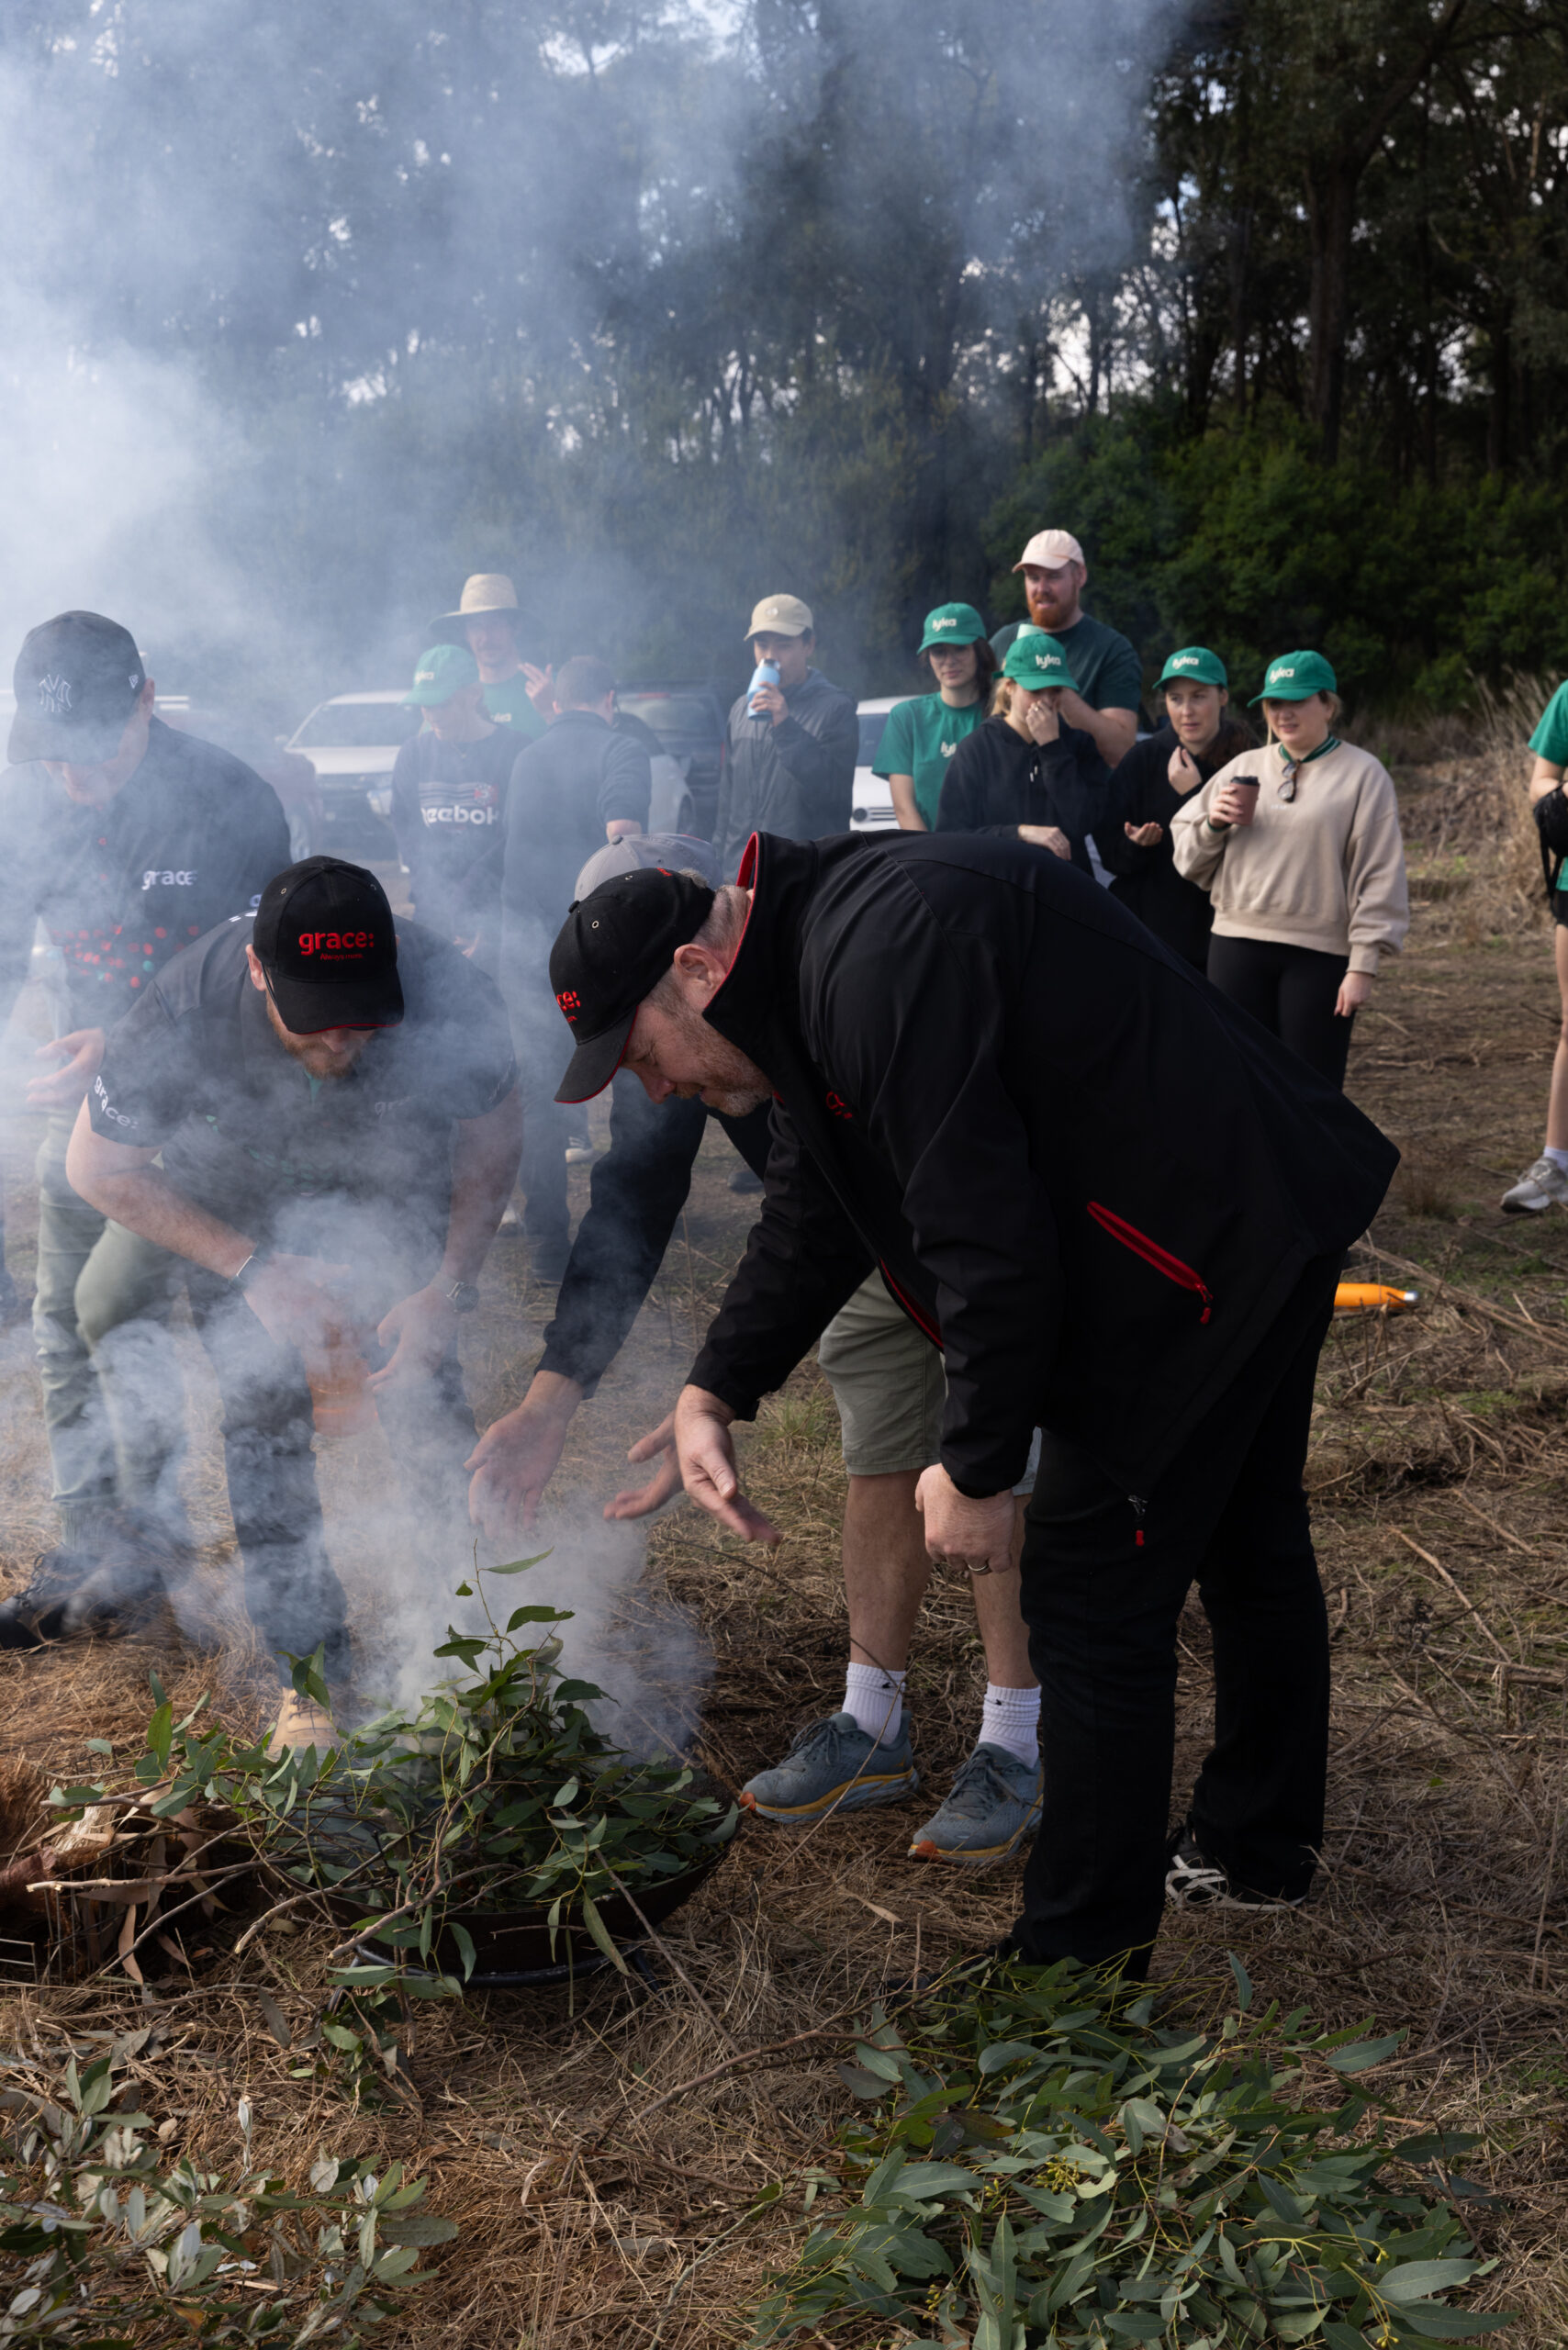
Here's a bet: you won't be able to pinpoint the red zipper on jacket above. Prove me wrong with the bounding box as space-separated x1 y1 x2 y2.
1086 1203 1213 1323
879 1262 942 1347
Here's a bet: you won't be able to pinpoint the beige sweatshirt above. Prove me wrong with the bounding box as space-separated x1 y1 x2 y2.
1170 738 1409 974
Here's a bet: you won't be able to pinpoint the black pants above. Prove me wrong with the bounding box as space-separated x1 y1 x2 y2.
1205 934 1353 1089
185 1271 477 1684
542 1074 774 1390
1012 1253 1338 1971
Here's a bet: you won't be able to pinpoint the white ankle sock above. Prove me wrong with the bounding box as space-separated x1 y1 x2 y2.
1546 1146 1568 1174
979 1684 1041 1768
844 1661 907 1747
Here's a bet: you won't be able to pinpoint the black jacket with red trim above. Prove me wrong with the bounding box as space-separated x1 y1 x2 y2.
687 830 1396 1498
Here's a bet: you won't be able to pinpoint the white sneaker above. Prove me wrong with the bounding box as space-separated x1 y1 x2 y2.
1501 1155 1568 1214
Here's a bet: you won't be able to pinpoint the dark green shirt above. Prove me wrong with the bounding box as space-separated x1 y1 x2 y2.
990 614 1141 714
872 694 987 827
479 673 547 739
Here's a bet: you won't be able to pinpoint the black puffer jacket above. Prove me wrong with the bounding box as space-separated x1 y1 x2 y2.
1099 720 1254 968
934 712 1114 878
689 831 1397 1498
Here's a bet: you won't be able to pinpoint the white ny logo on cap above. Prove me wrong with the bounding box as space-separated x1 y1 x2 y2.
38 674 73 714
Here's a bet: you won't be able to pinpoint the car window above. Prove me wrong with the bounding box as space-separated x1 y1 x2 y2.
295 702 420 749
857 713 890 767
616 693 719 740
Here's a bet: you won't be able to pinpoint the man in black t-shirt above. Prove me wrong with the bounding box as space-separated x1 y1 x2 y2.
388 643 518 964
63 859 521 1739
0 612 290 1649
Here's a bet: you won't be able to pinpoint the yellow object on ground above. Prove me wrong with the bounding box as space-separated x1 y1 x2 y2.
270 1693 339 1754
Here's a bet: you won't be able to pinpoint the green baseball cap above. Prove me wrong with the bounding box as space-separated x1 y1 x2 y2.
1250 649 1337 705
1001 632 1080 692
1159 645 1227 689
918 601 987 655
404 643 481 706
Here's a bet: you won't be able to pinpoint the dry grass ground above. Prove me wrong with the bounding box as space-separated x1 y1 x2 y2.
2 751 1568 2346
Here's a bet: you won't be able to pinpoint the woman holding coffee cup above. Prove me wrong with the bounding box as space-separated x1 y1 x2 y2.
1170 651 1408 1089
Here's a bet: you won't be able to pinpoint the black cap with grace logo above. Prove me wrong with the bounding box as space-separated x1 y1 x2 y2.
251 857 405 1035
9 611 148 764
550 866 716 1102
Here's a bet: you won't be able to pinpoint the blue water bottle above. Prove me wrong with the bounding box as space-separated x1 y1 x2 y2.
747 657 780 712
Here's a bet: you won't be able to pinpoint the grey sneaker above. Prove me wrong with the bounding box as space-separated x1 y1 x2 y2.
740 1710 917 1823
908 1744 1043 1870
1501 1155 1568 1214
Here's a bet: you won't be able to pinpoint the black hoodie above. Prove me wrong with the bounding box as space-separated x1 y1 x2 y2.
934 711 1115 878
1098 719 1253 968
688 830 1397 1500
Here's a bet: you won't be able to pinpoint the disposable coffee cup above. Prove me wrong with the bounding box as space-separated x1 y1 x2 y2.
1226 775 1260 825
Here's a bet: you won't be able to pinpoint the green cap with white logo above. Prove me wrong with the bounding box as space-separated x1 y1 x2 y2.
917 601 988 655
1250 649 1337 705
1158 645 1227 689
1000 632 1080 692
404 643 481 707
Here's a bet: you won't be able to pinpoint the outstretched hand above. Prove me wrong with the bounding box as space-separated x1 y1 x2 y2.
466 1371 582 1539
604 1409 685 1521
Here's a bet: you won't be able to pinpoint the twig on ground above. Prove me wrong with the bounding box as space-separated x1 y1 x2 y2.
1390 1527 1514 1665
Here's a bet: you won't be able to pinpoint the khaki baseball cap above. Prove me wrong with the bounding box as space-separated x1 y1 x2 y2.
1013 530 1085 573
441 573 521 621
744 594 813 641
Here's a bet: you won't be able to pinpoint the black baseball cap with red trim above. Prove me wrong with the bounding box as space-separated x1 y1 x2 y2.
252 857 404 1035
550 866 716 1102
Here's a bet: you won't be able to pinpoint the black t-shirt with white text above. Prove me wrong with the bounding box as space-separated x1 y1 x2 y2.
0 717 291 1028
388 724 518 946
88 915 517 1273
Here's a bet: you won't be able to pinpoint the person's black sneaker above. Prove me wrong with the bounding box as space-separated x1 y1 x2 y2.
0 1527 170 1651
0 1549 94 1649
1164 1823 1307 1913
728 1164 764 1195
530 1235 571 1285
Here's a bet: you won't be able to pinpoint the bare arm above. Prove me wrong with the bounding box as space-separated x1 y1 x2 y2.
1057 695 1137 767
439 1086 524 1283
887 775 929 833
1530 755 1565 803
372 1083 523 1387
66 1106 253 1275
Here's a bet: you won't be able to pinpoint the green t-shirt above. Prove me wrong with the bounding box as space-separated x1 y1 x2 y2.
990 612 1142 714
1529 683 1568 888
480 674 547 740
873 694 986 827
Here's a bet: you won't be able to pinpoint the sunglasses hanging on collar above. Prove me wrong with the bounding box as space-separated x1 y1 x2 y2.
1274 733 1341 800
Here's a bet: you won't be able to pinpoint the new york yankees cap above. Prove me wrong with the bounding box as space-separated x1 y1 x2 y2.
9 611 148 764
252 857 405 1035
550 865 716 1102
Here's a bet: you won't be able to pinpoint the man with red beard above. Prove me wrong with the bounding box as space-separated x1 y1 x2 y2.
990 530 1140 768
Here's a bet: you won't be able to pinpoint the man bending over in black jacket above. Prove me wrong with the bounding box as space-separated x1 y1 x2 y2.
542 832 1396 1975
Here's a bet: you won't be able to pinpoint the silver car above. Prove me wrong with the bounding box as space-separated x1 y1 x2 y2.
286 690 420 853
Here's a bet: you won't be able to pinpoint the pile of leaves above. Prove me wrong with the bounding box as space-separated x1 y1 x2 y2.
751 1956 1509 2350
48 1559 736 1988
0 2043 452 2344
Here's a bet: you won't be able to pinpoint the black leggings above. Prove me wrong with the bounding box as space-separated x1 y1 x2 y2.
1206 934 1353 1089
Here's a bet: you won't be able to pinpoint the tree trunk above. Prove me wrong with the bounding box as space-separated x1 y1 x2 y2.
1305 160 1358 463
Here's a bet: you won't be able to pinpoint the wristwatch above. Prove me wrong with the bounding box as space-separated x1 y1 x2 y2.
231 1247 273 1290
444 1279 481 1314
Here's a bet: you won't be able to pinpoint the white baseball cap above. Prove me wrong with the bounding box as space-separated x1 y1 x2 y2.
1013 530 1085 573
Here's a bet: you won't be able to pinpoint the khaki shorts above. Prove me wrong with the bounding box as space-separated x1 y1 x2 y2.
816 1271 1039 1494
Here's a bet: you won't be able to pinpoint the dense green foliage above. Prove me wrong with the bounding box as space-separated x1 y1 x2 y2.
4 1 1566 711
750 1958 1508 2349
0 2047 451 2344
